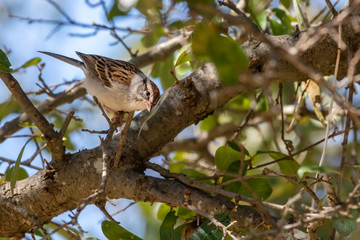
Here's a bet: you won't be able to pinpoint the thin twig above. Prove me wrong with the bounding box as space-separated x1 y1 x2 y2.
313 24 342 207
146 162 295 213
337 40 360 197
59 111 74 139
3 134 38 138
253 129 348 169
41 221 78 240
278 83 294 154
22 142 47 166
324 0 338 17
286 81 308 132
111 31 137 57
111 202 136 216
93 96 112 127
36 63 54 96
232 92 263 139
46 0 75 23
81 129 108 134
262 168 321 207
185 204 238 240
98 205 119 223
0 156 43 170
114 112 134 166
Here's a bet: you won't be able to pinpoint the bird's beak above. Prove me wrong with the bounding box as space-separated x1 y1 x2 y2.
146 101 152 112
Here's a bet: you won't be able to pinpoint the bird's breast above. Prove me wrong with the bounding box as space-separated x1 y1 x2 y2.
83 77 146 112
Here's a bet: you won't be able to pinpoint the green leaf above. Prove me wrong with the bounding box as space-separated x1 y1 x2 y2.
297 165 341 178
239 178 272 200
13 57 41 72
248 0 267 30
34 229 45 237
214 146 242 171
227 141 250 156
226 160 248 177
254 151 299 174
141 26 165 47
176 207 196 220
0 49 13 73
262 151 300 175
0 97 22 121
269 8 292 35
332 210 358 236
278 160 300 175
222 161 249 194
160 212 181 240
136 0 162 23
157 203 171 221
254 10 267 30
192 23 248 85
266 151 287 160
176 62 192 79
223 179 242 194
102 220 142 240
199 115 216 132
186 0 216 19
108 0 134 20
257 95 269 111
292 0 307 30
174 46 191 68
208 35 248 85
191 23 210 60
169 152 186 173
227 94 251 110
189 213 230 240
45 221 79 239
254 150 287 160
172 45 192 78
152 56 174 91
182 168 212 184
169 19 196 30
9 137 33 195
5 167 28 182
280 0 291 8
269 19 285 35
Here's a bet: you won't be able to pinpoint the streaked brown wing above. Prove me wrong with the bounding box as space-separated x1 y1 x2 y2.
105 59 142 86
76 52 143 87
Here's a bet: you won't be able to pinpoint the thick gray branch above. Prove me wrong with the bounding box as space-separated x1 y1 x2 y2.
0 63 261 238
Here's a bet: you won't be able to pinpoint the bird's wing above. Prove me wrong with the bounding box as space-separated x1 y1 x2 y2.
76 51 145 88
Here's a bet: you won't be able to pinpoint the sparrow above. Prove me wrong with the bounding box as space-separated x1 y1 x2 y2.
39 51 160 121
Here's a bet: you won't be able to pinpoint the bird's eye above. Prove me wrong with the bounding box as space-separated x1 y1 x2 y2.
146 91 151 97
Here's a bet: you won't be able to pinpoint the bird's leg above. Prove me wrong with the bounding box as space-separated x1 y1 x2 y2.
113 111 125 125
103 105 125 125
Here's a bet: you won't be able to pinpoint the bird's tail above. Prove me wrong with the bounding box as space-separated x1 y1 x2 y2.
39 51 83 68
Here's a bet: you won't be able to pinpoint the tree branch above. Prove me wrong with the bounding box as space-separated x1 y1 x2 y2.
0 63 254 238
0 72 64 162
